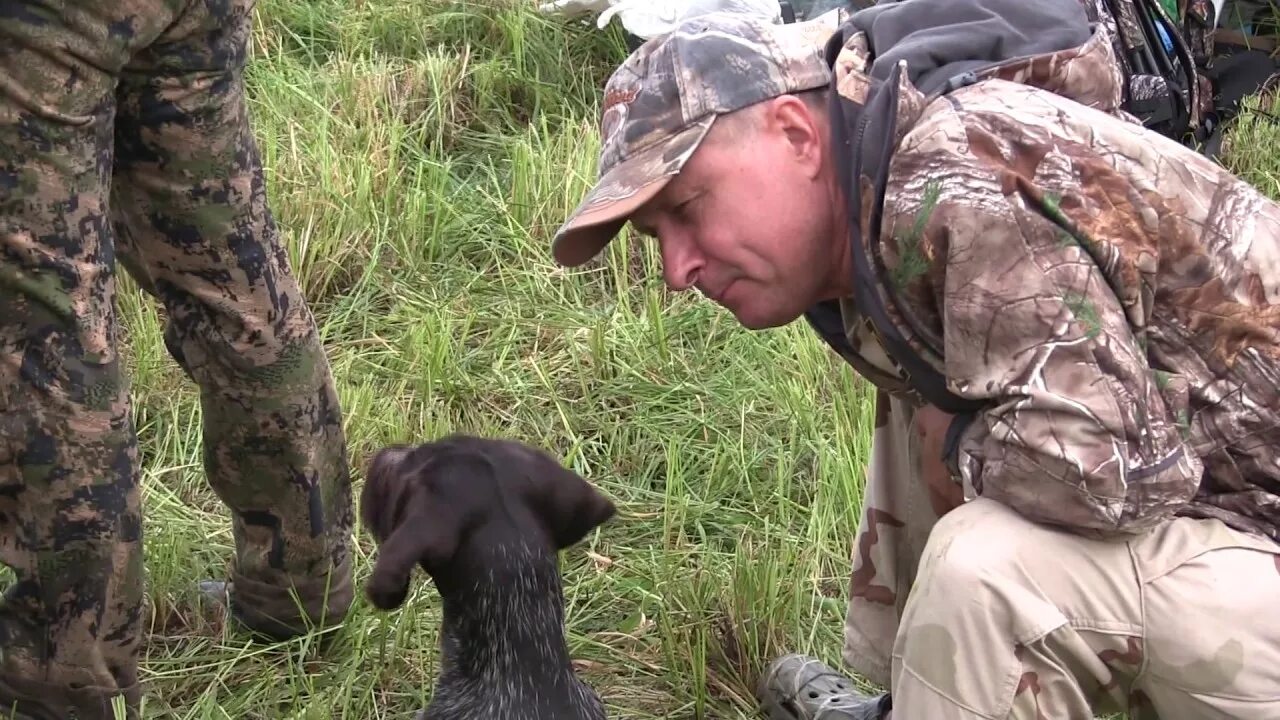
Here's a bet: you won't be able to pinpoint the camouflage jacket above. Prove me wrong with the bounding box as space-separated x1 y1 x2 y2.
804 11 1280 542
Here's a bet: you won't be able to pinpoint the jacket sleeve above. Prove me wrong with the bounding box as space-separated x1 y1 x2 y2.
901 143 1203 539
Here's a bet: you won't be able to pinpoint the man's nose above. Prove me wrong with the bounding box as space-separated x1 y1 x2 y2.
660 232 703 291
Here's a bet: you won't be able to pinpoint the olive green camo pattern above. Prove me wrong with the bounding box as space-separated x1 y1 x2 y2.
0 1 354 718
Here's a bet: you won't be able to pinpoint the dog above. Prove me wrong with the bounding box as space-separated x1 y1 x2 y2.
360 433 616 720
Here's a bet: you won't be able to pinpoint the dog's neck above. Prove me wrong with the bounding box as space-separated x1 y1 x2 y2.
417 517 601 712
430 535 597 716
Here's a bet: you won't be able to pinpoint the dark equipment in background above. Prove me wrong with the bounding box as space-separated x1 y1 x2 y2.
618 0 1280 159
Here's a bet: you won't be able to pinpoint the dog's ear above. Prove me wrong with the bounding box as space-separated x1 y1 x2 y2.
362 448 488 611
523 451 616 550
360 446 414 545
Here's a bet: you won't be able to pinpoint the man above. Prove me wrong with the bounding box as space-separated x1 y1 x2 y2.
551 0 1280 717
0 1 354 718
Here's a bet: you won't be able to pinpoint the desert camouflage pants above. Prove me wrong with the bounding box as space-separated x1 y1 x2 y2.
843 391 1280 719
0 1 354 718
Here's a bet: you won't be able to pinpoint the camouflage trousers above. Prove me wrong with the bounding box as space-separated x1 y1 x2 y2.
842 391 1280 718
0 1 355 718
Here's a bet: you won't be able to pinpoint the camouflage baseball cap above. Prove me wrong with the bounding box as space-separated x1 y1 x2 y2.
550 10 840 267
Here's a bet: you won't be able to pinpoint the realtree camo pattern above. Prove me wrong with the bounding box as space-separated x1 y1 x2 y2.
0 1 353 718
829 22 1280 541
830 26 1134 400
1183 0 1218 65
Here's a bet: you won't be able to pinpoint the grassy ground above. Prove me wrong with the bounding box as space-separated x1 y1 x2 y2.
100 1 1280 718
123 1 872 718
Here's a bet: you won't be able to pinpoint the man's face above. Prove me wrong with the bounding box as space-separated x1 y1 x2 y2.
628 96 843 330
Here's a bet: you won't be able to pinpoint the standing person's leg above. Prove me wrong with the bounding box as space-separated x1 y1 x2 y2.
109 0 354 641
0 3 184 718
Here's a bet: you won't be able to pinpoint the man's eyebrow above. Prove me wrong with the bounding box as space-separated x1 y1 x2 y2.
629 180 701 237
628 195 672 237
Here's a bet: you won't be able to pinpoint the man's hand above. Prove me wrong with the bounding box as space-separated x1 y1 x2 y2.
915 403 965 517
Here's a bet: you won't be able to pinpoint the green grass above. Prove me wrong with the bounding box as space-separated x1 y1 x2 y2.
120 1 874 717
101 1 1280 718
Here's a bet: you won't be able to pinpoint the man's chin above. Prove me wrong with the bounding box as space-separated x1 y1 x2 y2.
726 303 798 331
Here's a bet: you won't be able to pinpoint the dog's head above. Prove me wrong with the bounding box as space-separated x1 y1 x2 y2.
360 434 617 611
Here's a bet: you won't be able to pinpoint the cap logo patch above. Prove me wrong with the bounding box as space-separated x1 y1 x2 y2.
601 87 637 149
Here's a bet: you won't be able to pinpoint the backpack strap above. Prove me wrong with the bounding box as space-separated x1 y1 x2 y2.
1094 0 1208 140
779 1 797 23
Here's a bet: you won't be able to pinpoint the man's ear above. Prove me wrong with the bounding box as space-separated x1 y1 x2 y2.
769 94 825 179
526 460 617 550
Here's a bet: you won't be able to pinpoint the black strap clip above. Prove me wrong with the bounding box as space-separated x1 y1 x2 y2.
779 0 797 24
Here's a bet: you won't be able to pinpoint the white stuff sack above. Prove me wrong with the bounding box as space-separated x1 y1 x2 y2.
537 0 784 40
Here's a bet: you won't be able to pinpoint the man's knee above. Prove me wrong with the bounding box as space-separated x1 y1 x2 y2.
914 497 1037 592
900 496 1103 649
890 499 1108 717
162 290 329 394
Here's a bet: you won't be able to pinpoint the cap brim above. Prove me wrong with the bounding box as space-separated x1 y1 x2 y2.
551 116 715 267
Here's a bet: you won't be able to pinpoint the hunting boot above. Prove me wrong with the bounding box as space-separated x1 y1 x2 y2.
757 655 893 720
197 580 343 645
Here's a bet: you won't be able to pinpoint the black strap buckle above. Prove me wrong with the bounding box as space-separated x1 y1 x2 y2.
779 0 796 23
